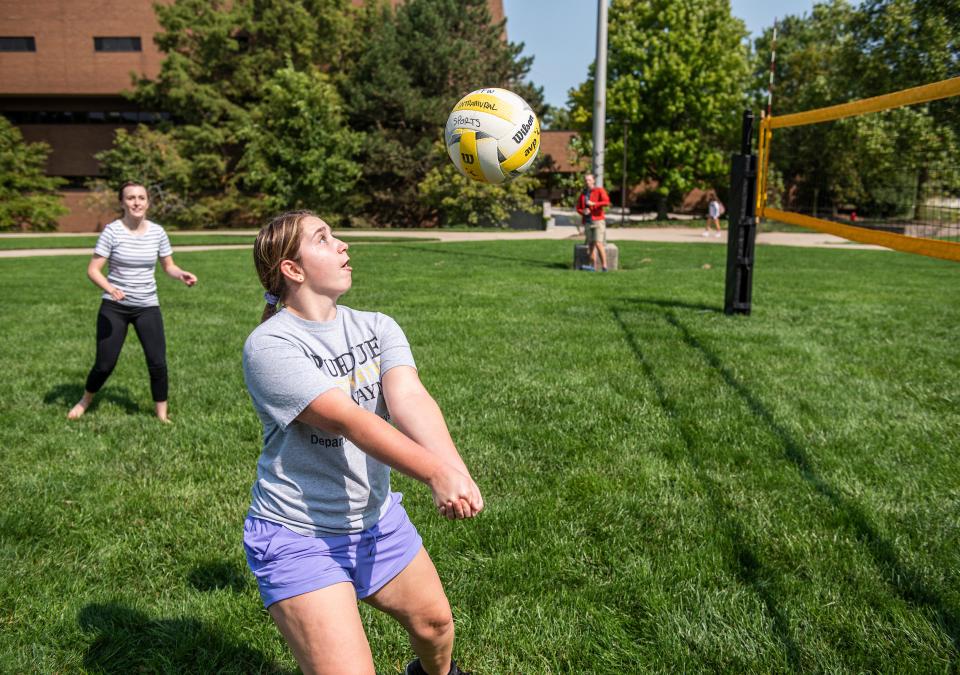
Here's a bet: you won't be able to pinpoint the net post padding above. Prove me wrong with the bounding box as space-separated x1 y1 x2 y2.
763 207 960 262
768 76 960 129
725 110 759 315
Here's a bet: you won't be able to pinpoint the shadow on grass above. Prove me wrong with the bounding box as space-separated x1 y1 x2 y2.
79 602 287 673
622 296 724 314
188 559 249 593
395 243 569 270
43 383 143 416
610 306 805 670
624 303 960 656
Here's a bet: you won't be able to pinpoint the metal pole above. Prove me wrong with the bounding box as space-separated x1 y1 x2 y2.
621 120 627 226
767 20 777 117
592 0 608 187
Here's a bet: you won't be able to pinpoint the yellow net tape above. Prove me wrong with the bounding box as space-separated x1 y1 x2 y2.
768 77 960 129
764 207 960 262
756 117 772 215
755 77 960 262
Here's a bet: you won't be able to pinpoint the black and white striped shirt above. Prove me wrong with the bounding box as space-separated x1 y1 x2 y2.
94 220 173 307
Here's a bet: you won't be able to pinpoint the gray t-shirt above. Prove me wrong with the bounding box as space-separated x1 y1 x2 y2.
94 220 173 307
242 306 417 536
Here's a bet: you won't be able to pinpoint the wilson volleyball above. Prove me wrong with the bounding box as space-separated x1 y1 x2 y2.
445 88 541 184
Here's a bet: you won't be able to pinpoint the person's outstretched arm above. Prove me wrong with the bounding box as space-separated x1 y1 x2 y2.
160 255 198 286
382 366 477 472
296 387 483 519
382 366 484 519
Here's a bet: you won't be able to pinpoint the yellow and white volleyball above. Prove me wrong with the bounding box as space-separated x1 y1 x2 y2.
445 88 541 184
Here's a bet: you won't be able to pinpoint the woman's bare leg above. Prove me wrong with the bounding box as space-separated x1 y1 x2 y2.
364 548 454 675
269 582 376 675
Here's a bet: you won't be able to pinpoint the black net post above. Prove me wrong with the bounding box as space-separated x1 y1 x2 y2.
724 110 758 315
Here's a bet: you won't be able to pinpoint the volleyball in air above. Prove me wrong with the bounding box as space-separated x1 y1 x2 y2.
445 88 541 184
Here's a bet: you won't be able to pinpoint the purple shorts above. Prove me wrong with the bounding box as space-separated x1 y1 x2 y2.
243 493 423 608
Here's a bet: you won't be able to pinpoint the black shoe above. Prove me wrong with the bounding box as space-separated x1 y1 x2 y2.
404 658 471 675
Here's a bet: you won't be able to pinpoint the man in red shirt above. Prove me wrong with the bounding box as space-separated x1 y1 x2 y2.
575 173 611 271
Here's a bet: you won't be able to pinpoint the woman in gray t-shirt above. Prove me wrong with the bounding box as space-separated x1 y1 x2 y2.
67 182 197 422
242 210 482 675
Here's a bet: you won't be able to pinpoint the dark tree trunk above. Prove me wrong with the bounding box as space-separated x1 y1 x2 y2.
657 193 669 221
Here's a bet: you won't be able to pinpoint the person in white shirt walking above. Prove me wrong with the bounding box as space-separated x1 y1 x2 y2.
703 196 725 238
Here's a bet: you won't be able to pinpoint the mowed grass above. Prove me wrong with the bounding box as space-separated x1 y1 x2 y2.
1 240 958 673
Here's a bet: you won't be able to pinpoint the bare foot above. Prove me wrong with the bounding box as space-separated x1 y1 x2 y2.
67 394 94 420
155 401 171 423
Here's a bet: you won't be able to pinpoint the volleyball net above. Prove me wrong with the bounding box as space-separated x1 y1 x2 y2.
756 77 960 262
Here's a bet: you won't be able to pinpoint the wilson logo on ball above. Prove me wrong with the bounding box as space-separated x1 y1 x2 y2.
512 115 535 145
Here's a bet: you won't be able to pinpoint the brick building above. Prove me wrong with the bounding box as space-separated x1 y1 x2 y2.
0 0 169 229
0 0 504 231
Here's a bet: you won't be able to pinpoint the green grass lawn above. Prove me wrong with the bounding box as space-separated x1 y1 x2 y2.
1 240 958 672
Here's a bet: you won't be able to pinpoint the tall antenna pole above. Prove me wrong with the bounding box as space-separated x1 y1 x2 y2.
621 120 627 225
766 20 777 117
592 0 608 186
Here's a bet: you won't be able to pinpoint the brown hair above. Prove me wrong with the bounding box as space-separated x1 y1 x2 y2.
253 210 313 323
117 181 147 203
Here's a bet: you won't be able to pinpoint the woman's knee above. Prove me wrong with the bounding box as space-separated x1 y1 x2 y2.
409 605 454 644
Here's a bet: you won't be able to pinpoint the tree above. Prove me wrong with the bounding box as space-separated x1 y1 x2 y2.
568 0 751 219
97 0 358 227
750 0 859 115
418 142 539 227
338 0 543 226
749 0 861 215
850 0 960 140
749 0 960 218
91 126 194 227
851 0 960 95
239 66 362 219
847 0 960 216
0 116 66 231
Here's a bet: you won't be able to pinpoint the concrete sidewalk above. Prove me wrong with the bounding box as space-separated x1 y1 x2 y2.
338 225 887 251
0 225 887 258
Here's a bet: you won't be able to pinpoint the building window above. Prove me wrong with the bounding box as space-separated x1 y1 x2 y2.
2 111 169 124
61 176 93 189
0 36 36 52
94 37 141 52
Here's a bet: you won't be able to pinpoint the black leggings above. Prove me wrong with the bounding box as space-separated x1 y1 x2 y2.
85 300 168 402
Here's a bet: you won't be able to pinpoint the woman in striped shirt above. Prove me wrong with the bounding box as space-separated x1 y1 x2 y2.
68 182 197 422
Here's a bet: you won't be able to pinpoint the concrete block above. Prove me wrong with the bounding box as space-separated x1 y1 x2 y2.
574 243 619 271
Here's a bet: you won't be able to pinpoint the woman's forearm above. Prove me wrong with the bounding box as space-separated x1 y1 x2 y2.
160 257 196 285
390 391 470 475
87 264 114 294
298 389 481 514
299 389 444 484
